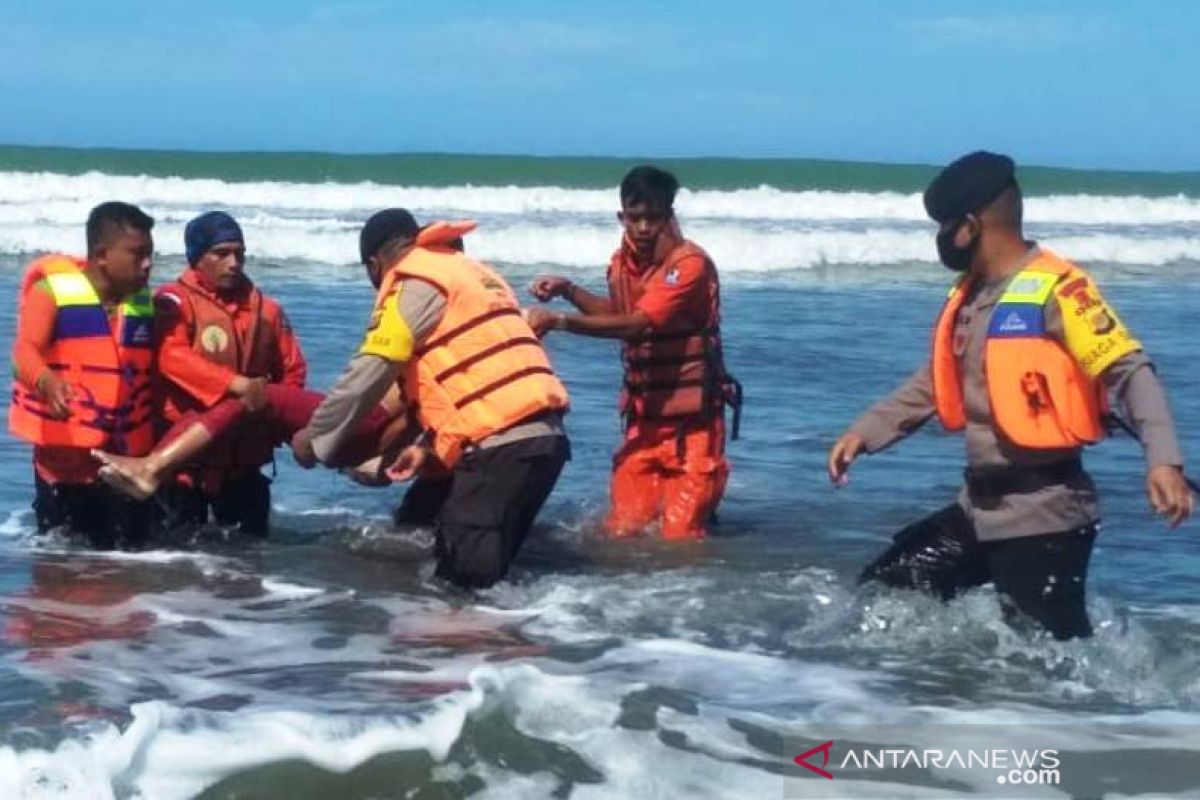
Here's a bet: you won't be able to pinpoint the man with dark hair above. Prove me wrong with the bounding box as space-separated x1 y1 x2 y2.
528 165 740 540
828 151 1194 640
84 202 154 254
9 201 157 548
151 211 307 537
287 212 571 589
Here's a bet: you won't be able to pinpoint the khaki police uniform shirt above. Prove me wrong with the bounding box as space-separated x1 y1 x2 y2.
308 279 562 464
850 247 1183 541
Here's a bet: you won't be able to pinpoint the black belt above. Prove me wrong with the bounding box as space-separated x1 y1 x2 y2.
964 457 1084 498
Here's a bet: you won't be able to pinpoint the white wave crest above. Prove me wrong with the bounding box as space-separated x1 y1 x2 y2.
5 219 1200 273
3 169 1200 223
2 170 1200 271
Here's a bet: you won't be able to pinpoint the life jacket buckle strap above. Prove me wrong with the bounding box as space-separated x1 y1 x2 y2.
1021 371 1052 413
723 376 744 440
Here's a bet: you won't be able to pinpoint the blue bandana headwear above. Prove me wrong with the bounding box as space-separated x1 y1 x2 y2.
185 211 244 265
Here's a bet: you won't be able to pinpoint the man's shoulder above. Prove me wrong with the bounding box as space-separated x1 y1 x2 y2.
1029 248 1091 283
153 282 192 317
254 292 301 335
660 241 715 285
670 240 714 269
257 291 286 314
29 277 54 296
19 279 59 321
1037 250 1114 312
678 238 711 257
395 275 449 303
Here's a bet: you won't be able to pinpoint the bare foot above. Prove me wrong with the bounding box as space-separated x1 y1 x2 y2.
91 451 159 500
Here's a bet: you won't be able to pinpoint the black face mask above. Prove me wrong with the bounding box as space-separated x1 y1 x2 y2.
936 223 979 272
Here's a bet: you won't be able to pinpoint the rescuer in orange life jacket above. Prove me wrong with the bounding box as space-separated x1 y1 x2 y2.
827 151 1194 640
286 210 572 589
8 202 157 549
152 211 307 537
527 165 742 541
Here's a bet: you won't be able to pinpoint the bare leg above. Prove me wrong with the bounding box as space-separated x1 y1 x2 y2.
94 385 410 499
93 421 216 500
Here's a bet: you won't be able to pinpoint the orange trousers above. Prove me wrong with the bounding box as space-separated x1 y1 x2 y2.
605 417 729 540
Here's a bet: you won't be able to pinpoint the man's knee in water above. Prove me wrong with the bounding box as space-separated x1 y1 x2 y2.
988 528 1096 641
858 504 985 600
436 526 509 589
996 590 1093 641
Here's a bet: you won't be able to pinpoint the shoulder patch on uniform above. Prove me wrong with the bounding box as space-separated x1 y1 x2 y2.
358 284 414 362
1055 275 1102 313
1053 270 1142 377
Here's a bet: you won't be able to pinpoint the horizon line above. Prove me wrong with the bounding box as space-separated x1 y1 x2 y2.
2 142 1198 179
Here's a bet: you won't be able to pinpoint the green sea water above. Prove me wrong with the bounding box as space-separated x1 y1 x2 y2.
2 144 1199 195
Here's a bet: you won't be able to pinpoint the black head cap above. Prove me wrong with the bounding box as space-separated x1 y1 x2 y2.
359 208 419 263
923 151 1016 223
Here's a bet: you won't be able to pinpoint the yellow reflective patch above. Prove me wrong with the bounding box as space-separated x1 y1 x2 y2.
357 285 414 362
999 270 1057 305
45 272 100 307
1054 271 1141 377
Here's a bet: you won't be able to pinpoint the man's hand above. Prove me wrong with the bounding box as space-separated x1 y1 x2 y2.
291 428 319 469
387 443 430 482
523 307 562 338
341 456 392 487
528 275 572 302
1146 465 1194 528
36 372 73 420
230 376 269 413
827 431 866 486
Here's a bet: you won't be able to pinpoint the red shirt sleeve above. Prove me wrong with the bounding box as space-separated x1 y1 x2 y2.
13 282 57 389
154 291 238 407
635 253 711 329
275 307 307 388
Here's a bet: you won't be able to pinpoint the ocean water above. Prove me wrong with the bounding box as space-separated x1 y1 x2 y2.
0 147 1198 798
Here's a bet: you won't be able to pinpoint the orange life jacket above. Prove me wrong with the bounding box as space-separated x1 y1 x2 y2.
609 239 741 436
157 271 284 470
164 271 280 378
931 252 1107 449
373 221 569 468
8 255 155 455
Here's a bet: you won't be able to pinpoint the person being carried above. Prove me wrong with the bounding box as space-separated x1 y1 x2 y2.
92 379 414 502
153 211 307 537
827 151 1194 640
9 202 158 549
527 165 741 540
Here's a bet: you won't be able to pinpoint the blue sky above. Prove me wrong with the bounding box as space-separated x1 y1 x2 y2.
2 0 1198 169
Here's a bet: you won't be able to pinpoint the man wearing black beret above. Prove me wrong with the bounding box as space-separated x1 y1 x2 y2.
827 151 1193 640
